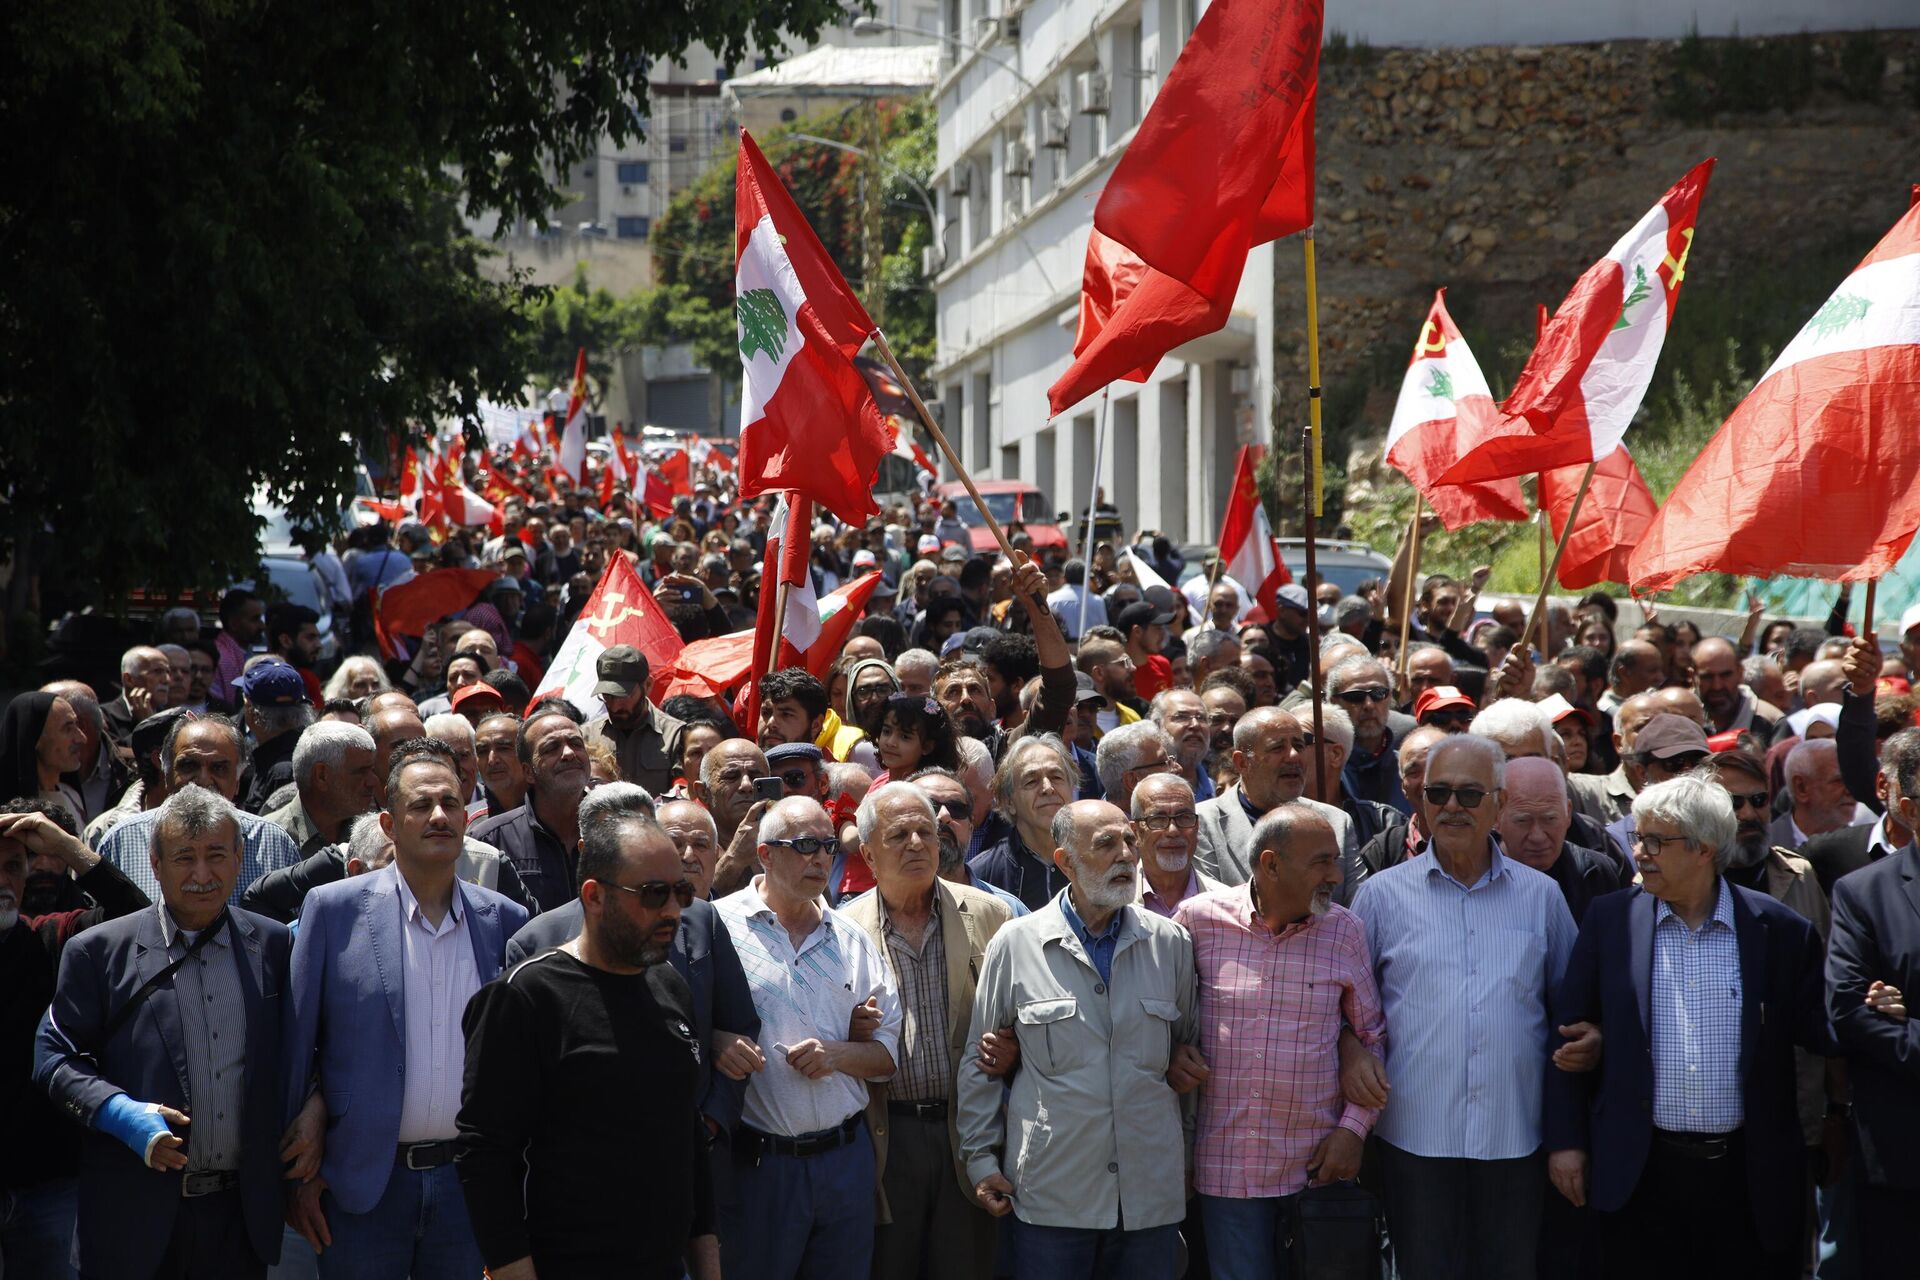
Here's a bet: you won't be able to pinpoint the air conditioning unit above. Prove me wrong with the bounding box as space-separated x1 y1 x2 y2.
1076 67 1111 116
948 161 974 198
972 15 1001 44
921 245 941 277
1004 137 1032 178
1003 0 1031 14
1039 106 1070 149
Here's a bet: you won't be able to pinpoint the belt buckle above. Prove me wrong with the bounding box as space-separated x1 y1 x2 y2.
405 1143 439 1171
180 1170 225 1198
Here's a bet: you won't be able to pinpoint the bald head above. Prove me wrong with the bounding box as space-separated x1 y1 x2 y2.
1799 659 1848 709
1496 757 1571 871
1612 640 1665 697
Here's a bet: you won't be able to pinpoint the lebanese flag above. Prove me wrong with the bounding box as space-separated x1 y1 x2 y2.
557 347 589 485
1438 160 1713 485
734 130 893 525
1630 192 1920 590
1383 290 1532 530
688 435 734 474
598 426 638 508
444 483 497 529
1218 445 1290 623
534 551 687 721
1541 445 1659 588
1048 0 1320 415
741 494 816 730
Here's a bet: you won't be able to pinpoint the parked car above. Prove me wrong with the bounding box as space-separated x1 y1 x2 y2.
1275 538 1393 597
932 480 1068 556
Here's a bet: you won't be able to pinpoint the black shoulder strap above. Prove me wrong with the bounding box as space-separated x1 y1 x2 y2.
100 910 231 1044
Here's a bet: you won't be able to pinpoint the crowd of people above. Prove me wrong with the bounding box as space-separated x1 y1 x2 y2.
5 440 1920 1280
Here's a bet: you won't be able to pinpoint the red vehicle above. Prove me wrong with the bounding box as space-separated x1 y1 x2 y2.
933 480 1068 556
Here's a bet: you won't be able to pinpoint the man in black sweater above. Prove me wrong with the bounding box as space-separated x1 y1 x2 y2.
457 802 716 1280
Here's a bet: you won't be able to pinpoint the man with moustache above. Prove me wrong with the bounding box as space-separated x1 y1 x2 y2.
582 644 687 796
473 712 527 816
457 805 720 1280
1193 707 1359 896
469 702 593 912
912 768 1028 918
1493 758 1624 926
957 799 1199 1277
1132 774 1224 918
1149 689 1216 801
1175 804 1386 1278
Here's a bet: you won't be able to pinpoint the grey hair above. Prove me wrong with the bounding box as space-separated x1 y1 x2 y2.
1334 596 1372 627
990 734 1080 819
1049 805 1081 858
1741 655 1777 686
1426 733 1507 791
1316 703 1355 754
856 780 936 846
1883 727 1920 806
578 781 655 837
894 649 941 680
699 740 762 797
759 796 831 844
1248 802 1337 871
160 714 246 775
1095 721 1176 799
120 645 163 678
656 797 719 842
148 784 241 861
1632 774 1738 872
1324 653 1388 697
824 762 871 803
1468 699 1554 758
1188 629 1238 664
249 698 316 740
293 721 376 789
1128 771 1194 818
347 813 391 869
160 607 201 636
422 712 475 750
1146 688 1199 724
954 736 992 781
322 656 391 701
1784 738 1838 789
61 691 105 728
1319 631 1366 662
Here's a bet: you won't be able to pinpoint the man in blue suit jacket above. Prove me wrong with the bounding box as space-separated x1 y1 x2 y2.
283 740 527 1279
1546 775 1836 1277
1826 727 1920 1271
36 785 291 1278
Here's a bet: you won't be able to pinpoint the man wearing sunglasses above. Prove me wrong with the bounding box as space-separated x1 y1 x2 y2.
1349 734 1579 1280
1326 655 1416 813
1602 714 1712 858
459 802 720 1280
713 796 903 1280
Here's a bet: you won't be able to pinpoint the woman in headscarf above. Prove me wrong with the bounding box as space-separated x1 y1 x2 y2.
1 691 89 827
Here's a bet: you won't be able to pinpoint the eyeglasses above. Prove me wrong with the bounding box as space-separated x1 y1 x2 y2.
1642 752 1709 773
1724 790 1769 812
1631 832 1697 855
599 878 696 908
1161 710 1207 726
1335 687 1392 704
1138 812 1200 832
764 836 840 857
777 769 814 790
1124 758 1176 776
1423 785 1492 809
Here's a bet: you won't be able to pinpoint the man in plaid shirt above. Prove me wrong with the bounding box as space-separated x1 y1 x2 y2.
1174 803 1385 1279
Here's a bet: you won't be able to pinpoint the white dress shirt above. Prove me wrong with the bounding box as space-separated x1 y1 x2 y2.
394 874 480 1142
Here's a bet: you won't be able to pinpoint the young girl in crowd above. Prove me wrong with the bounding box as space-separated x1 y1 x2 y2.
870 693 960 785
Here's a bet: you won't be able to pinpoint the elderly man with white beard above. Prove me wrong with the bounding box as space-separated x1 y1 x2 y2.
1131 774 1224 918
957 799 1200 1279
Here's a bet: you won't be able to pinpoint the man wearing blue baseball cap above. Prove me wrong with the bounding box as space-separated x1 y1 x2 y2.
237 662 316 814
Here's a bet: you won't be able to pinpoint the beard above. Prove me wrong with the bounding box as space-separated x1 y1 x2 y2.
600 908 675 969
938 828 965 874
22 872 69 915
1153 849 1191 874
1307 884 1333 917
1070 850 1136 910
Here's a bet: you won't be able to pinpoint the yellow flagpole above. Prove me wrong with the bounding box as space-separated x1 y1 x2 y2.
1301 230 1325 517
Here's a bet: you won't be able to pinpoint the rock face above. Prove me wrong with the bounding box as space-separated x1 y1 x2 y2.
1278 33 1920 408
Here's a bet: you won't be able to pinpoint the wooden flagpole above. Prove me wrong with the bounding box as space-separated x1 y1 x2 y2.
1077 389 1112 640
1863 578 1879 636
1397 498 1424 681
1521 459 1598 656
872 331 1020 564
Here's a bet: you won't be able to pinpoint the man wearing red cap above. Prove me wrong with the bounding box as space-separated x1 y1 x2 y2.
1412 686 1476 733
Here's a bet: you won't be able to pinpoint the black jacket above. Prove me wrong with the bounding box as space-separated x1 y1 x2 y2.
1827 845 1920 1192
239 729 300 815
1543 841 1626 925
468 803 578 914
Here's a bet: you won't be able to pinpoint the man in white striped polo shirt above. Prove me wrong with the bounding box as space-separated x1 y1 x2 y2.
1349 733 1579 1280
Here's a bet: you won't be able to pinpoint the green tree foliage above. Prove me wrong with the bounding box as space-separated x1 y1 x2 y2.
643 97 937 377
519 270 652 396
0 0 848 606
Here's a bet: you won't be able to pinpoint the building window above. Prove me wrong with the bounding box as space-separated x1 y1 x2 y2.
616 216 651 240
616 160 649 184
669 137 688 153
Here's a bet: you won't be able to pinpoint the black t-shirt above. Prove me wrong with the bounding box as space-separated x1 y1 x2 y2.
458 950 711 1280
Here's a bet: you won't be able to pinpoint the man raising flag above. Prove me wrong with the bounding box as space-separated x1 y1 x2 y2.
734 129 894 524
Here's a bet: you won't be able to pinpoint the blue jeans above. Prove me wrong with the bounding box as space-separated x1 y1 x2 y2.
1198 1194 1296 1280
1005 1218 1179 1280
0 1178 77 1280
315 1163 481 1280
719 1124 875 1280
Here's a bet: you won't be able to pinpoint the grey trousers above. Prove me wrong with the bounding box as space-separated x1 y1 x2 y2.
871 1111 1000 1280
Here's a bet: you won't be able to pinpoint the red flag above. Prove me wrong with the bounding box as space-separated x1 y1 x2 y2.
654 631 757 703
377 568 497 640
791 572 883 680
535 552 687 719
1631 196 1920 590
642 469 675 520
1217 445 1289 622
659 449 693 498
1541 446 1659 589
1048 0 1321 415
734 130 893 524
1437 160 1715 485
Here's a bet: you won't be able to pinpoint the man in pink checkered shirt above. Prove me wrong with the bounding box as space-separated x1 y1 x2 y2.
1174 803 1386 1279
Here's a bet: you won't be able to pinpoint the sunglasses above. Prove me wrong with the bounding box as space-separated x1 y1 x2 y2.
599 878 696 908
777 769 815 790
1425 711 1473 727
1725 790 1770 812
1423 785 1492 809
764 836 840 857
929 797 971 822
1642 752 1709 773
1335 687 1392 704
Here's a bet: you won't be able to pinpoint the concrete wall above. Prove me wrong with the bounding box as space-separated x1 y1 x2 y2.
1332 0 1912 49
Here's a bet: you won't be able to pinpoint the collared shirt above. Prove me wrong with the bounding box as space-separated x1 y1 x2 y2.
1349 842 1577 1160
157 904 246 1173
715 878 902 1137
1059 891 1122 984
211 630 249 706
1045 583 1107 641
879 893 950 1103
468 801 578 913
1177 887 1386 1198
1140 866 1206 919
1651 878 1744 1134
101 806 300 909
394 874 479 1142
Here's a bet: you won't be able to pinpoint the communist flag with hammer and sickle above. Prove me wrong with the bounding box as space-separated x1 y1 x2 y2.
533 552 686 719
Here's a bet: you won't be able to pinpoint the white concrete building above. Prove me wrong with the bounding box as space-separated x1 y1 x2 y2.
928 0 1913 544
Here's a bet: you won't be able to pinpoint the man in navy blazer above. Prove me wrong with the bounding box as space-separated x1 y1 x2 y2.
283 739 528 1279
35 785 292 1278
1546 775 1836 1277
1826 727 1920 1270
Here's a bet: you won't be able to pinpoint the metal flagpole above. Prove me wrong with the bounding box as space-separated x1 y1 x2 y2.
1077 389 1111 642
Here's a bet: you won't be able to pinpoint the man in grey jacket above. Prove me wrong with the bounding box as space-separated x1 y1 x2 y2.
1193 707 1360 897
957 799 1200 1278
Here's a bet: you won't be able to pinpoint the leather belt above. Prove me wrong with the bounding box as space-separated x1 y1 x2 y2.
396 1140 458 1170
181 1170 240 1198
1652 1127 1740 1160
743 1114 863 1158
887 1099 949 1120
